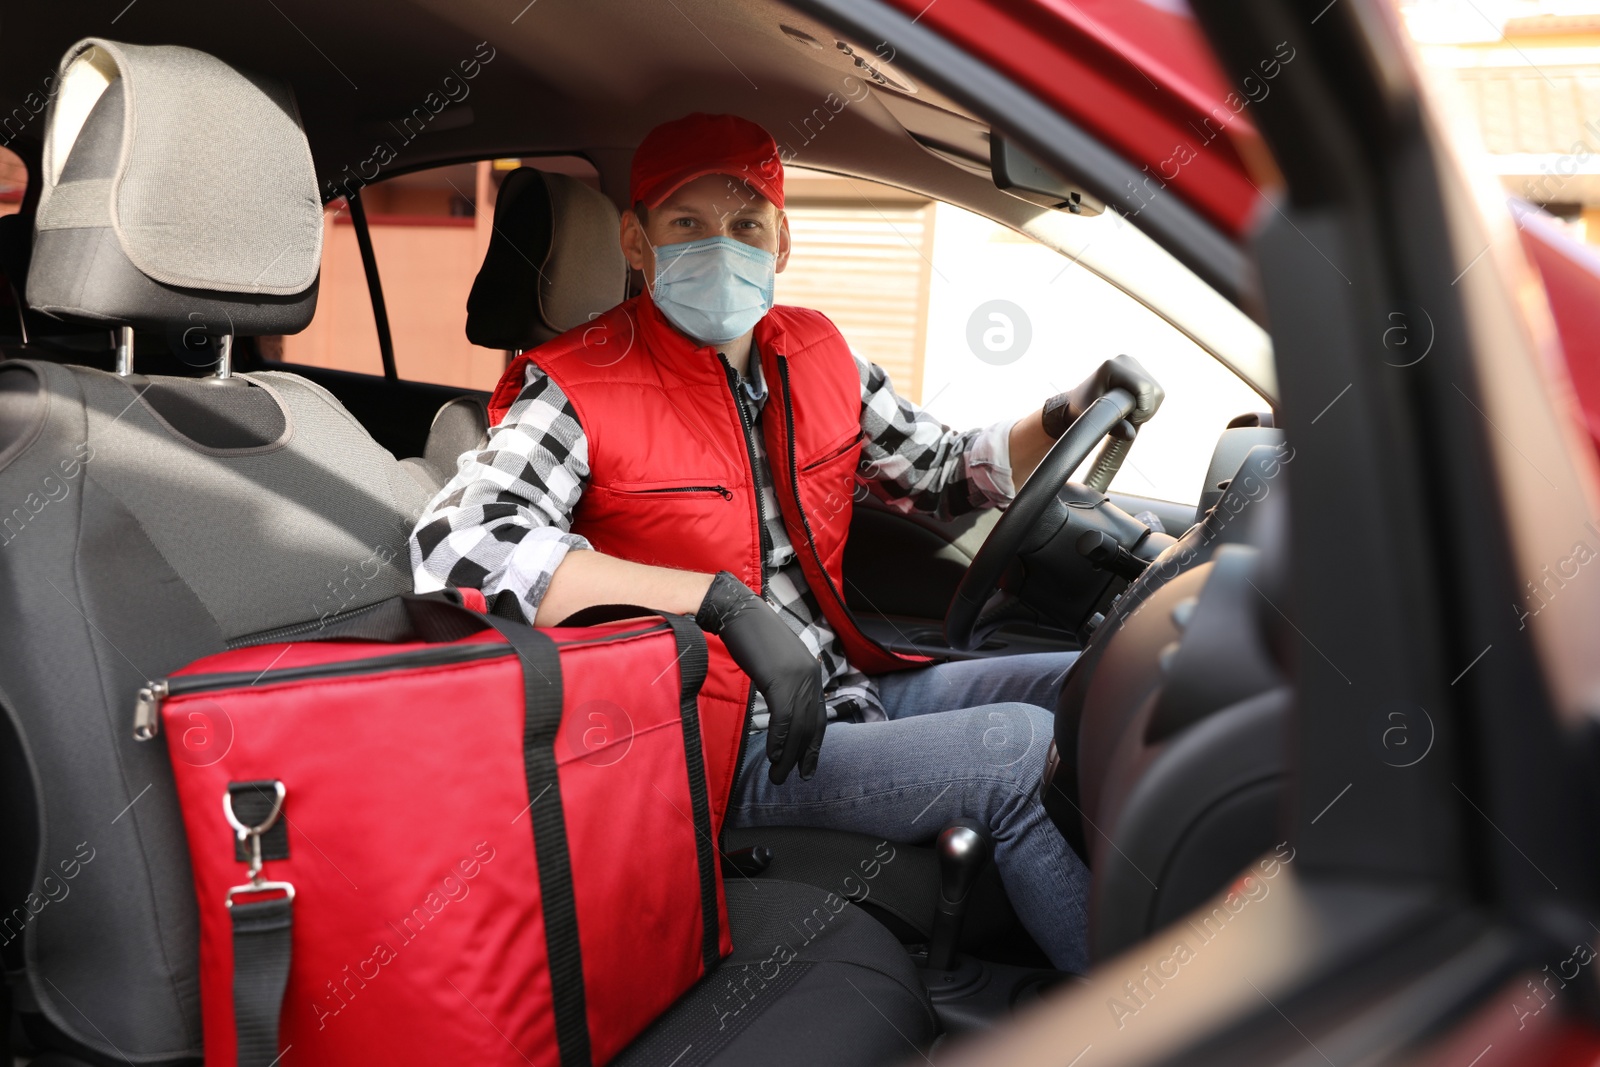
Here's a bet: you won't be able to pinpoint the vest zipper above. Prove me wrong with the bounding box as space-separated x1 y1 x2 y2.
717 352 767 807
717 353 772 584
133 621 671 740
632 485 734 499
775 356 887 655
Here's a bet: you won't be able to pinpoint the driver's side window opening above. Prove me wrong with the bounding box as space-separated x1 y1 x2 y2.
784 167 1269 507
915 203 1268 507
776 169 937 402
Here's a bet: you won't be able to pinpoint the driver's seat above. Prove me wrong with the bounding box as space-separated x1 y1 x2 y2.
459 162 1016 959
1053 449 1294 960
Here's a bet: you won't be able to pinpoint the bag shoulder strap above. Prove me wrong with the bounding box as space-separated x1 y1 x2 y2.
663 615 721 972
231 897 293 1067
484 616 592 1067
228 601 596 1067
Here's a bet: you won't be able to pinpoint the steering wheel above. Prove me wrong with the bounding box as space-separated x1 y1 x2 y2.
944 387 1140 652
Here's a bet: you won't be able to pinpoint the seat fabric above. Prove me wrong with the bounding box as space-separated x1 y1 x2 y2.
401 394 488 492
613 879 936 1067
722 826 1039 963
723 826 939 942
465 167 629 351
411 167 628 480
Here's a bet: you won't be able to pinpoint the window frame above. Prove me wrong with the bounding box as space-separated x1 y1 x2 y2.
781 163 1277 407
294 151 605 389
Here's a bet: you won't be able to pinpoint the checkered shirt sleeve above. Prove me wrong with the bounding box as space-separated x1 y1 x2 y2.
409 369 592 624
853 353 1017 518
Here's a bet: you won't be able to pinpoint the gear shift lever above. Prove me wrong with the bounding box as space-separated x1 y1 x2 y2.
926 819 992 972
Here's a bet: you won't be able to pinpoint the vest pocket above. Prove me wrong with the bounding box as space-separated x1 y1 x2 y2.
611 484 734 499
800 431 863 473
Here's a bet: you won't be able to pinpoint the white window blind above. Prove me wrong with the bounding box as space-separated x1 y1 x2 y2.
774 202 935 402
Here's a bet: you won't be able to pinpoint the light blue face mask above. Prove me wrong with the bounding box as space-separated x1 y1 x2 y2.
647 235 777 346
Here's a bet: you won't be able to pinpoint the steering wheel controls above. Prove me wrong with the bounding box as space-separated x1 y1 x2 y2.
1077 529 1150 581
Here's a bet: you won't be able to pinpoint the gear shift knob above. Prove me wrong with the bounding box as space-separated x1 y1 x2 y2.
926 820 992 971
937 823 990 906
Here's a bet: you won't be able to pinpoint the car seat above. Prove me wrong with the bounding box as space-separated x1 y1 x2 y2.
0 37 932 1066
398 165 633 494
460 168 1039 963
1052 448 1295 959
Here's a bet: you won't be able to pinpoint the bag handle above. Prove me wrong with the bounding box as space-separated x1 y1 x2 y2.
489 616 592 1067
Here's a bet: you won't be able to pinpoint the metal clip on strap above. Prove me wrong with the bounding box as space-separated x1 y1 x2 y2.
224 780 295 905
224 780 294 1067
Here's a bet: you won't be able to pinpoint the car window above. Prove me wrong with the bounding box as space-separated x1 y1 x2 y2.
261 196 386 375
776 169 1271 507
274 156 601 391
0 145 21 216
0 145 27 346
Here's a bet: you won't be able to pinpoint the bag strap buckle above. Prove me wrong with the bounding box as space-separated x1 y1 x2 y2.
223 780 295 907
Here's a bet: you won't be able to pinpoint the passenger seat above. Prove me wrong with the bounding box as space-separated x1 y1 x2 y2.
401 167 629 492
0 37 934 1067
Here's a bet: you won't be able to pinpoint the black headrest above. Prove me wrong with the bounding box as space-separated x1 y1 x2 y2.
466 168 627 351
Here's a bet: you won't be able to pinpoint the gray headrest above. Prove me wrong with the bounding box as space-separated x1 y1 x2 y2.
466 168 627 350
27 38 321 333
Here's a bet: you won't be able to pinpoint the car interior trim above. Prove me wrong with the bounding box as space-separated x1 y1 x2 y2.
783 0 1257 310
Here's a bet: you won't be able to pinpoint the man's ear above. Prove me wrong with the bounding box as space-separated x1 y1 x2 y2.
775 212 792 274
620 209 651 275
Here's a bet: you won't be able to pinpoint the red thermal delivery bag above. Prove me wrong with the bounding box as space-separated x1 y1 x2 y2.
135 594 729 1067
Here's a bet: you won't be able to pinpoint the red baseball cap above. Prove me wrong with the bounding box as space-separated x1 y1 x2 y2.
629 113 785 212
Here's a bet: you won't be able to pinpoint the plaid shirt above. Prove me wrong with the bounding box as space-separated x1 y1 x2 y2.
411 349 1017 728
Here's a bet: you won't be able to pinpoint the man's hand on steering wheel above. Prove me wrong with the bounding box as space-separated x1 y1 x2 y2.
947 357 1168 651
1042 354 1166 439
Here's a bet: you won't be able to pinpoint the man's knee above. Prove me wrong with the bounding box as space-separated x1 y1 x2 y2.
961 702 1052 785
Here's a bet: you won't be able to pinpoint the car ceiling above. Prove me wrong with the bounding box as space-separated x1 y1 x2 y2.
3 0 1279 378
3 0 1064 231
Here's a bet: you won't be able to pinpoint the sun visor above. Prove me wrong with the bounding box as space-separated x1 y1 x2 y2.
33 38 322 304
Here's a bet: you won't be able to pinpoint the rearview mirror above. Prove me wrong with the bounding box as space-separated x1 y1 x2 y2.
991 137 1103 216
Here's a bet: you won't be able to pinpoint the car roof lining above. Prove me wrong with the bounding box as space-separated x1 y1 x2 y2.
1 0 1264 352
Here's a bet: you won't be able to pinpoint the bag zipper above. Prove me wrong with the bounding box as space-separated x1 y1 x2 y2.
133 620 672 740
230 598 392 649
549 620 670 649
133 642 512 740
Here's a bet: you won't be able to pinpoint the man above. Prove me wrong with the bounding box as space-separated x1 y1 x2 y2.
411 113 1162 972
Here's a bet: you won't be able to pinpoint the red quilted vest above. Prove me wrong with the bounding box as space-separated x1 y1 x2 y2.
489 291 927 819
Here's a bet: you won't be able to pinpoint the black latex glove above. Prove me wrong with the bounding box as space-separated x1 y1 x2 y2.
696 571 826 784
1043 354 1166 438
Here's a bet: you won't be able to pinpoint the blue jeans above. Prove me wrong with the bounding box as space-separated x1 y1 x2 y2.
727 651 1089 973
